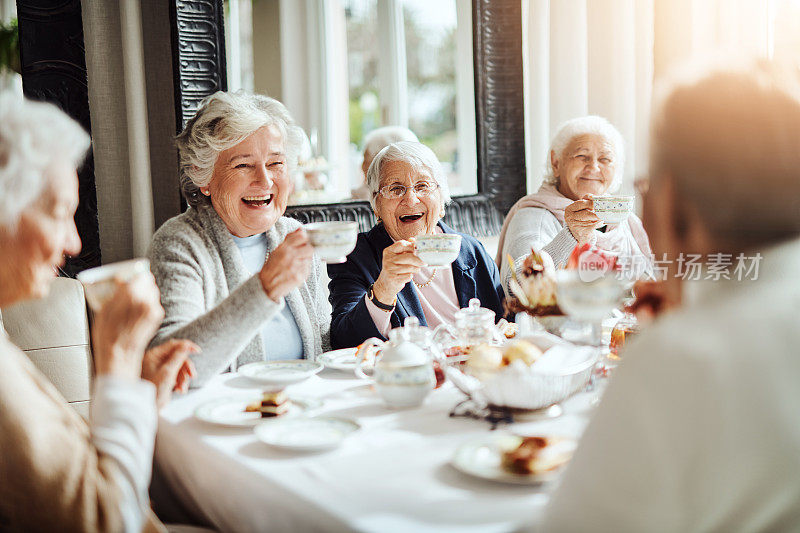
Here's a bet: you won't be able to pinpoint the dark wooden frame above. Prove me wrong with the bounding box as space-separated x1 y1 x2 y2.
170 0 526 235
17 0 101 276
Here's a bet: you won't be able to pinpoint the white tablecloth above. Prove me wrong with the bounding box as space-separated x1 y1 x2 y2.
155 369 600 533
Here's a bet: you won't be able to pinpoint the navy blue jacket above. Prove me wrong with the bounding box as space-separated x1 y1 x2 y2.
327 221 506 349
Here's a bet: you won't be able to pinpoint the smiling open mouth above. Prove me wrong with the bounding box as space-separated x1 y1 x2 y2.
399 213 424 223
242 195 273 207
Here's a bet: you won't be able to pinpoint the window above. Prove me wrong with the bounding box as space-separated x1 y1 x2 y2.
225 0 476 206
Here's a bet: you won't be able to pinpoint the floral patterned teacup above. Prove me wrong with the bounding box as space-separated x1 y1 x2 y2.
303 221 358 263
592 196 634 224
414 234 462 268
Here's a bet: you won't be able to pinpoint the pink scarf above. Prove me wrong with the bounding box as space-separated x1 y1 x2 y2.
495 183 652 266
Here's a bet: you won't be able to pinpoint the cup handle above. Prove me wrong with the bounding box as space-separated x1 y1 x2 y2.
355 338 382 379
432 323 457 350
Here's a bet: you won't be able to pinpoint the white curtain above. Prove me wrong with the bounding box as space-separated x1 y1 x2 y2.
522 0 788 197
523 0 654 196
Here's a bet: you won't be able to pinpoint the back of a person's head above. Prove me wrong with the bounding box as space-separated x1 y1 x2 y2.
650 59 800 249
363 126 419 161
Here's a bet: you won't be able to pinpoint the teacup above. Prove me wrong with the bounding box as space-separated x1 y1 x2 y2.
592 196 634 224
76 258 150 311
303 221 358 263
414 234 462 268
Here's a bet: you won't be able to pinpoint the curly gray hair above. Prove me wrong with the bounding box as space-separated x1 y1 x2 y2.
176 91 305 206
543 115 625 193
366 141 452 215
0 93 90 228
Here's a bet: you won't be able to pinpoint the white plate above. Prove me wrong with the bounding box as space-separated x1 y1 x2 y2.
254 417 361 451
238 360 323 386
194 396 319 428
318 348 359 371
451 434 575 485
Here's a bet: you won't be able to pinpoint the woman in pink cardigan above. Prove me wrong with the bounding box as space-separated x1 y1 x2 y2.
496 116 652 293
0 95 195 532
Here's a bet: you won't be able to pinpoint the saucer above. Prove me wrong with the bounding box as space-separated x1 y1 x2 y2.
194 396 319 427
451 434 575 485
318 347 359 371
254 417 360 451
238 360 324 386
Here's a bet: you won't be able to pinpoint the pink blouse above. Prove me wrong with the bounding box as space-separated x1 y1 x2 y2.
365 263 461 338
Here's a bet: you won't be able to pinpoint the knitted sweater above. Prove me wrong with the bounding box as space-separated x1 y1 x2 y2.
147 203 331 385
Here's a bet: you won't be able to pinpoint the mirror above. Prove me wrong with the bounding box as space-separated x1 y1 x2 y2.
222 0 477 207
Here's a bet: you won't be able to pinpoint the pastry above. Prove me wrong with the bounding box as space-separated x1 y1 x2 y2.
501 436 573 475
466 344 503 372
502 340 543 366
507 249 560 314
245 390 289 418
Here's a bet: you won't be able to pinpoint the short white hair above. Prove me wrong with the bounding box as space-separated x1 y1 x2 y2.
543 115 625 193
366 141 451 213
0 93 90 228
176 91 305 206
363 126 419 161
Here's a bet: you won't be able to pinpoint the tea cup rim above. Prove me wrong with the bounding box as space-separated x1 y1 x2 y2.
303 221 359 233
76 258 149 285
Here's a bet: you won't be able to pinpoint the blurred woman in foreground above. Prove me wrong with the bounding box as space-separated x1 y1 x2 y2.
0 94 194 531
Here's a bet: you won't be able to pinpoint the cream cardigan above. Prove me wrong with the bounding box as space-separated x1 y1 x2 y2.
0 333 163 532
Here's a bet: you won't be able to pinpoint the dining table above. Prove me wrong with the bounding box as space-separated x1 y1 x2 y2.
154 361 605 533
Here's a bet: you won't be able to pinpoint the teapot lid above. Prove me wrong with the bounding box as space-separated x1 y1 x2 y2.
384 317 429 365
454 298 495 323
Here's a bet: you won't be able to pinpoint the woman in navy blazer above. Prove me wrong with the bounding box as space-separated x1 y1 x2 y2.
327 141 506 349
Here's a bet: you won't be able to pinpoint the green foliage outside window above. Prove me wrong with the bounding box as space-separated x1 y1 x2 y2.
0 18 20 75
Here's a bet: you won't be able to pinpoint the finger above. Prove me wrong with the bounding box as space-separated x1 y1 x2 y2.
569 199 595 213
185 358 197 378
159 349 191 382
391 240 417 252
281 228 308 247
390 252 426 266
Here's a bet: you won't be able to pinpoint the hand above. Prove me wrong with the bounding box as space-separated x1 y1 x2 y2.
625 280 681 324
92 272 165 380
259 228 315 301
564 195 603 245
372 239 425 304
142 339 199 409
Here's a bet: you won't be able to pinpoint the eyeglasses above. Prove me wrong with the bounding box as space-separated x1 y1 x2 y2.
378 181 440 200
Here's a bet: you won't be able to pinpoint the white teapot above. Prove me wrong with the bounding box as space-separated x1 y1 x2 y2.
355 317 436 408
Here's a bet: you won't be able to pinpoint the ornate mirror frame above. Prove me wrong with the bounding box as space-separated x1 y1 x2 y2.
169 0 525 236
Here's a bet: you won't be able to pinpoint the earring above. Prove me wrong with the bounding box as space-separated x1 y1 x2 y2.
201 188 210 196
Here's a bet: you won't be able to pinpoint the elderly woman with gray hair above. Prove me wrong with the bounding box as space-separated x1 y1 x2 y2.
328 141 505 348
0 95 197 531
496 116 652 291
148 91 330 384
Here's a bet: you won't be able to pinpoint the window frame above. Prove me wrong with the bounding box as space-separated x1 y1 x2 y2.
169 0 526 236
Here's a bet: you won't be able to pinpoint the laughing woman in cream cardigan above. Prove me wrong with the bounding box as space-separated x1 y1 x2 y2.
148 91 330 385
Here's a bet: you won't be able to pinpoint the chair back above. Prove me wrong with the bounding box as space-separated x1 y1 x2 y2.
1 277 93 417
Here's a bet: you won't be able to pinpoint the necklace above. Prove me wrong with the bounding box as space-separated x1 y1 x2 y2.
413 269 437 289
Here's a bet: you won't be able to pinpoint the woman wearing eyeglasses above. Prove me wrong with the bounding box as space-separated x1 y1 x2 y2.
327 141 505 349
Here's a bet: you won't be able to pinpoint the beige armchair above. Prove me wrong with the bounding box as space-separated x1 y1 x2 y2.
0 277 93 417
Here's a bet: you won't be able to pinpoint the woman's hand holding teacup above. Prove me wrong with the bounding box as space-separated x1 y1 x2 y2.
372 239 425 305
564 194 603 245
92 272 165 380
259 228 315 301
